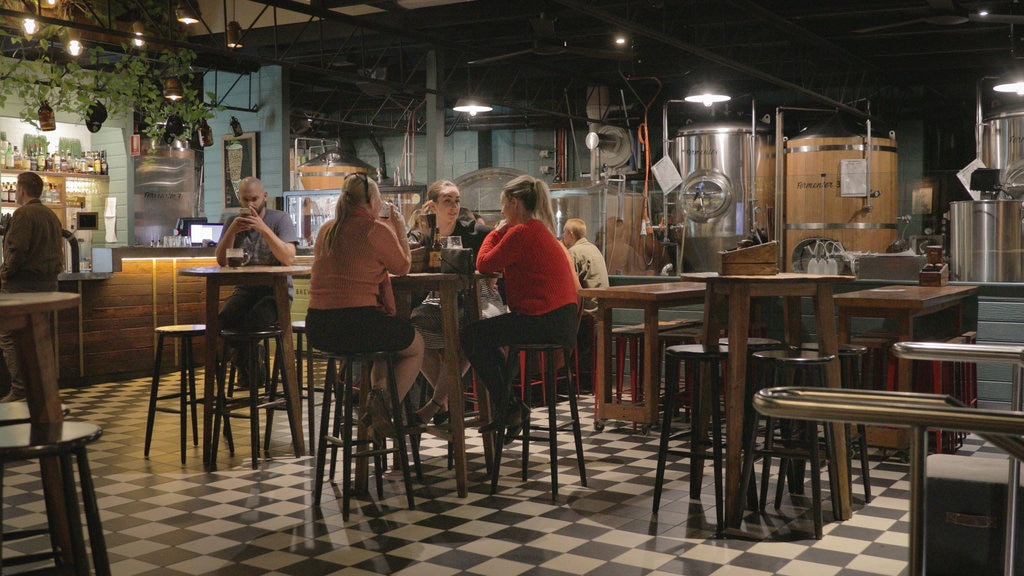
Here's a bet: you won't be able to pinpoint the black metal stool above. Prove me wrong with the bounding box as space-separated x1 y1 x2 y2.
0 421 109 576
490 342 587 500
212 327 293 469
801 342 872 503
654 343 728 533
312 351 421 519
145 324 204 464
743 348 837 539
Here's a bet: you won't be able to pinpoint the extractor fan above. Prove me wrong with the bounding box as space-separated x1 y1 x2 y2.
468 13 631 65
855 0 1024 33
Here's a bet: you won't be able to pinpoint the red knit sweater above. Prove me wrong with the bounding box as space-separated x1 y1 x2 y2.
476 219 578 316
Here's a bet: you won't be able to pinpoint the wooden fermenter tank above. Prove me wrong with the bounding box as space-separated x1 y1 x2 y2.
783 115 898 271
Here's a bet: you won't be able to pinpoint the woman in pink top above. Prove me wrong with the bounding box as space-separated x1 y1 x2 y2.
306 174 424 410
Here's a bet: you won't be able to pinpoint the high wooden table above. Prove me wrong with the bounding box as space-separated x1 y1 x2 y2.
0 291 81 563
391 272 479 498
833 284 979 393
681 272 853 529
578 282 707 432
179 265 309 464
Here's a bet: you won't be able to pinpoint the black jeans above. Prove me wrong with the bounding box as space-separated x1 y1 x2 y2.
460 303 578 413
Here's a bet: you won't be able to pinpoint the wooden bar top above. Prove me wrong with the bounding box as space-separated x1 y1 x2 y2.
681 272 854 284
578 281 706 303
833 284 979 309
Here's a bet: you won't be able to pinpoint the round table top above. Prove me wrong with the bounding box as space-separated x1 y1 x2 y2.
0 292 80 315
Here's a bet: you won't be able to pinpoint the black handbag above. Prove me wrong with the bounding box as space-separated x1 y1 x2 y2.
440 248 474 274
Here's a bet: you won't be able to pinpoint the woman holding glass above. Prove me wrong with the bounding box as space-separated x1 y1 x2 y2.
460 174 579 443
408 179 502 424
306 174 424 428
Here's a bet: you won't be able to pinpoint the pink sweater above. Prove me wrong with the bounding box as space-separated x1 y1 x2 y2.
308 206 410 310
477 219 577 315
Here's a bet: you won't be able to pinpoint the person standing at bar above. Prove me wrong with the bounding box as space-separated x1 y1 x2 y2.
0 172 64 402
461 175 579 443
561 217 608 393
215 176 297 386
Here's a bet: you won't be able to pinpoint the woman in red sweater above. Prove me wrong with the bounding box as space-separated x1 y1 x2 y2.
306 174 424 430
461 175 579 443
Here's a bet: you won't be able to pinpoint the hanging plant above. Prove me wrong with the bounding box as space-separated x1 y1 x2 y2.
0 6 219 140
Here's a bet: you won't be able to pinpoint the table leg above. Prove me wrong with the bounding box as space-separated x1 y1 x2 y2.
439 283 468 497
594 304 613 426
14 311 74 564
642 303 660 428
202 279 220 464
897 316 913 392
724 285 750 529
814 284 851 520
274 278 306 457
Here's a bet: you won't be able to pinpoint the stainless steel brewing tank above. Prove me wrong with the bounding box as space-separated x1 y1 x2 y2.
670 120 774 272
980 108 1024 192
949 200 1024 282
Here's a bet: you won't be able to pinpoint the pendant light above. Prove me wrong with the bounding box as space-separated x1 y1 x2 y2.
230 116 244 137
38 101 56 131
163 76 184 101
994 80 1024 96
453 97 492 116
175 0 200 25
132 22 145 47
85 101 108 133
66 30 83 57
226 21 243 49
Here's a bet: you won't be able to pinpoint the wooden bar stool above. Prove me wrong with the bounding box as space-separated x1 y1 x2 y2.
654 343 728 534
211 327 294 469
145 324 204 464
802 342 873 503
291 320 322 456
312 351 421 519
743 349 837 539
489 342 587 500
0 421 109 576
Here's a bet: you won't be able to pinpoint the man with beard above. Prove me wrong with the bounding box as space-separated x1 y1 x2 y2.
215 176 298 387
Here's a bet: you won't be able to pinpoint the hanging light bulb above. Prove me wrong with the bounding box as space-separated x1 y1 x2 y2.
175 0 200 25
44 0 56 6
23 17 36 36
163 76 184 101
66 31 83 57
226 21 243 49
132 22 145 47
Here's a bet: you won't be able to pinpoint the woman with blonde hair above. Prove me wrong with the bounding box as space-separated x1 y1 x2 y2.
460 174 579 443
306 174 424 425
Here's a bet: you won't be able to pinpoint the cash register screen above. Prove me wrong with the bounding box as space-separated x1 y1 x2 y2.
189 223 223 246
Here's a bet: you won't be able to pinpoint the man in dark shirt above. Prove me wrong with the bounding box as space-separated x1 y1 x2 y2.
0 172 65 402
215 177 297 386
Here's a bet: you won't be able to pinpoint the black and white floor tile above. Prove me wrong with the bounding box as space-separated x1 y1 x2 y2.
2 372 1001 575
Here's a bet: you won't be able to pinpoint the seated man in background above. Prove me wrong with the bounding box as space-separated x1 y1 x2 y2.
561 218 609 393
216 176 298 386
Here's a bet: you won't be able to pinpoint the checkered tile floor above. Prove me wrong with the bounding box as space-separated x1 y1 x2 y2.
1 372 1005 575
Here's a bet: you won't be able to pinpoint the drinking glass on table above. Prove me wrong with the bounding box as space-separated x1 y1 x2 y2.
441 236 462 249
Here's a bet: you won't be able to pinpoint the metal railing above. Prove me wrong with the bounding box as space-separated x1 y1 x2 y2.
751 340 1024 576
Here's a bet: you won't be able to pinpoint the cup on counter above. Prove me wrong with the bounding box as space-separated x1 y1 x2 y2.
226 248 248 268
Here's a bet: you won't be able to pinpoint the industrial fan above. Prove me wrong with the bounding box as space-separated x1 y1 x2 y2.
468 13 631 65
855 0 1024 33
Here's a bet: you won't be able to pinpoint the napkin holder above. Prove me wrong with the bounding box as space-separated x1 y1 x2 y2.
919 245 948 286
440 248 473 274
718 240 778 276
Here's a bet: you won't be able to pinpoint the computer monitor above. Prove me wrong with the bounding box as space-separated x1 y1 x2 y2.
189 223 223 246
175 217 207 237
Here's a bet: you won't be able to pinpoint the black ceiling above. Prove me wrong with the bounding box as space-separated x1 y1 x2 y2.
15 0 1024 139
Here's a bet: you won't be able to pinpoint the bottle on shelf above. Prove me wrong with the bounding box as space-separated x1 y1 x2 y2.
36 145 45 172
4 142 11 170
59 150 68 172
100 150 107 175
93 151 101 173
